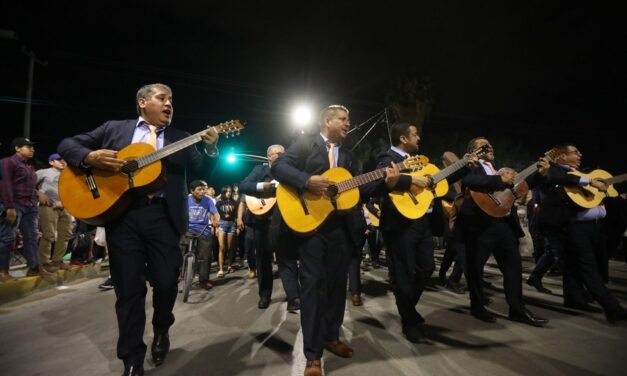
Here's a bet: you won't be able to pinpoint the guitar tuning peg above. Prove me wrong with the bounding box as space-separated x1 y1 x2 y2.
236 131 240 136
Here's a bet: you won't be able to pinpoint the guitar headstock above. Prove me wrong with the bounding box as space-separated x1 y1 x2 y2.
400 155 429 171
471 144 491 159
212 120 245 138
544 147 561 162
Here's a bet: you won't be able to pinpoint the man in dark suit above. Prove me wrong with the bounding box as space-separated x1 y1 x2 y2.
271 105 392 376
239 144 301 311
457 137 548 326
361 122 438 342
58 83 219 376
534 143 627 323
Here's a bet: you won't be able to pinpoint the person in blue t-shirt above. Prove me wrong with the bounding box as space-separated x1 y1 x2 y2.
180 180 219 290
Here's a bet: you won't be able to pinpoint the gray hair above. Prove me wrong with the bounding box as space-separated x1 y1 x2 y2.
320 105 349 126
135 83 172 115
267 144 284 156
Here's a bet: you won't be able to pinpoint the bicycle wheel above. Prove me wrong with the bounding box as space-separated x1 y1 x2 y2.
182 253 195 303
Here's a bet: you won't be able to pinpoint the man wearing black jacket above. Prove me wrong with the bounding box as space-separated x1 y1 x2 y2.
535 143 627 323
457 137 548 326
58 83 219 375
271 105 393 376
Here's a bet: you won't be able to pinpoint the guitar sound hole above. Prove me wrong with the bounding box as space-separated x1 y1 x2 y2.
326 185 338 199
121 160 139 174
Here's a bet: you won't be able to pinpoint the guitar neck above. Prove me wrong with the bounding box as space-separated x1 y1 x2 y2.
605 173 627 185
336 159 414 193
136 130 206 168
513 162 539 186
431 156 469 184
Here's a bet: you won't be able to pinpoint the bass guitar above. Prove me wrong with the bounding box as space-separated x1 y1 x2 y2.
390 145 489 219
470 148 560 217
59 120 244 225
276 155 427 235
565 170 627 208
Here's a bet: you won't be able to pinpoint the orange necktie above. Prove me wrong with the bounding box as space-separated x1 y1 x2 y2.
327 142 336 168
146 124 158 149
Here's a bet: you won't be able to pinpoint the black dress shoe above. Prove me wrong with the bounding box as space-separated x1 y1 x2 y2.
509 309 548 327
471 307 496 323
606 307 627 324
526 279 552 294
564 302 604 313
151 331 170 366
287 298 301 313
402 325 423 343
445 281 466 294
258 297 271 309
122 365 144 376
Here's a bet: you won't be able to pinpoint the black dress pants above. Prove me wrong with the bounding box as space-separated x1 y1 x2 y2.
253 221 273 299
298 218 351 360
563 221 620 313
383 216 434 327
464 220 525 313
106 201 182 367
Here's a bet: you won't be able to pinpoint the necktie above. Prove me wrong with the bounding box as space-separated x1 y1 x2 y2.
327 142 336 168
146 124 158 149
483 161 497 175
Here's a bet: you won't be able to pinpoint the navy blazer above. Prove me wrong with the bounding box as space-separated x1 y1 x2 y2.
57 119 217 235
271 134 366 246
239 164 273 196
535 162 584 228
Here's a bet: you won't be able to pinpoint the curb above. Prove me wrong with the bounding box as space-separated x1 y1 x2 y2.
0 262 106 305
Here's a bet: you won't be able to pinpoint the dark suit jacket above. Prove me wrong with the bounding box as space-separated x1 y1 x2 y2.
57 119 216 235
535 162 583 229
270 134 367 246
457 163 542 238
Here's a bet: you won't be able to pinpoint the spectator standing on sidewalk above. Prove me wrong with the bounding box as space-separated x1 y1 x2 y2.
1 137 55 282
36 153 73 272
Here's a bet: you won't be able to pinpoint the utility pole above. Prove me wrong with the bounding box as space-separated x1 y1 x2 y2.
21 46 47 138
1 29 47 138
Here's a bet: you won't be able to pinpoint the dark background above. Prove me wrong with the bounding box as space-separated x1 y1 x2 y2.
2 2 625 189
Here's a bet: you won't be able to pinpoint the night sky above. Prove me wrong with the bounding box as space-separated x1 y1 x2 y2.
2 3 625 189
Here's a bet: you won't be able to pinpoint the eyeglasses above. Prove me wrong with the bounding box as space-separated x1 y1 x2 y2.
565 150 582 156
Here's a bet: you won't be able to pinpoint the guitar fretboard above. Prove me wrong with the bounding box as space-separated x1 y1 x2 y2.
336 158 422 193
137 131 205 168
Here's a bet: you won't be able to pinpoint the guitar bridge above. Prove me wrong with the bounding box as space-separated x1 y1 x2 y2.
408 191 419 205
85 170 100 199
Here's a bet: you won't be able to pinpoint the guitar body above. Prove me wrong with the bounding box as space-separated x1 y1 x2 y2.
245 195 277 216
565 169 618 208
389 163 450 219
59 143 165 225
276 167 359 235
470 180 529 218
365 203 380 227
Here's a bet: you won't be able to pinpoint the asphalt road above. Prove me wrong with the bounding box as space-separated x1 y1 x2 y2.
1 252 626 376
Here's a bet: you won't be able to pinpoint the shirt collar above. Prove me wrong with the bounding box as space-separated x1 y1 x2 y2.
390 146 409 159
320 133 340 147
136 117 166 132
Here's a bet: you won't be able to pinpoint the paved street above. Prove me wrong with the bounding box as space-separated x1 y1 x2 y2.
1 252 626 376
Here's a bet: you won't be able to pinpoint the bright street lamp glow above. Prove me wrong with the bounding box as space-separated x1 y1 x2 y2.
227 154 236 163
292 105 313 126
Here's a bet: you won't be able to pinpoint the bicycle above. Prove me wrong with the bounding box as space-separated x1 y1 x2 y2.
180 224 211 303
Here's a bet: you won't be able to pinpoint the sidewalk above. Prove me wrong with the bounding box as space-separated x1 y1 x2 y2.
0 261 107 305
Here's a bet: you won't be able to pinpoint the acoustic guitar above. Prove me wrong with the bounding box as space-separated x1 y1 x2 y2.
276 155 427 235
59 120 244 225
470 148 560 217
245 182 278 216
390 145 489 219
564 170 627 208
364 203 380 227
